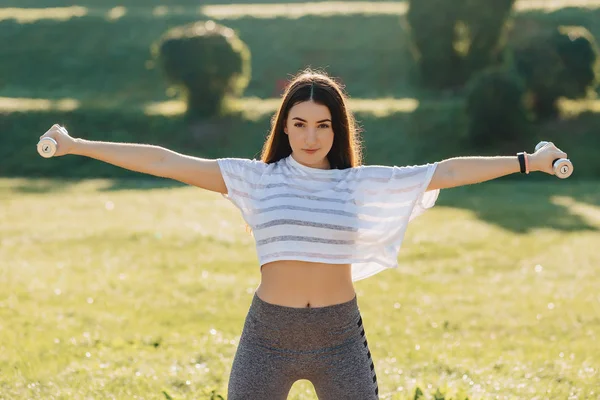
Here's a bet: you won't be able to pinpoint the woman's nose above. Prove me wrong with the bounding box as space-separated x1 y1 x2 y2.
306 128 318 144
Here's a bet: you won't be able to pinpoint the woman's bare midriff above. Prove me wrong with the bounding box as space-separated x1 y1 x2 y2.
256 260 356 308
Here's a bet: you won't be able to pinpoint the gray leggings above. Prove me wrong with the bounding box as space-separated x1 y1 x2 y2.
227 293 379 399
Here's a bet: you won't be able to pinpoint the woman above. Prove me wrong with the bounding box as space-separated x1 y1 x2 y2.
38 70 567 399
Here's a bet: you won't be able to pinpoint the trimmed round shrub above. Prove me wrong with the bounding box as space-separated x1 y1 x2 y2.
406 0 463 89
153 20 251 120
554 26 599 97
465 67 530 148
459 0 516 75
511 25 599 119
406 0 515 89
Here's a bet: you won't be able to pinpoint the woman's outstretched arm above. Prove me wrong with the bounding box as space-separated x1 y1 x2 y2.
428 142 568 190
38 124 227 193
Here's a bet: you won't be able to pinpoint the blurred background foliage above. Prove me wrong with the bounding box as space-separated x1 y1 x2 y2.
1 0 599 178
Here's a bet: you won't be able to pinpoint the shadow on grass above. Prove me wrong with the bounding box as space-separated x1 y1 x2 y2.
98 178 186 191
8 179 76 194
8 177 185 194
438 179 600 233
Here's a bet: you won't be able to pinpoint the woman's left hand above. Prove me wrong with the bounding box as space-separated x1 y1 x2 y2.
529 142 568 175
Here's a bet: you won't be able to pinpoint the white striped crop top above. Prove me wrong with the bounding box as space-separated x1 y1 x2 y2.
217 154 440 282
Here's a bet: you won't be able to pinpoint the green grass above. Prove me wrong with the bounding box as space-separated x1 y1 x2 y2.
1 178 599 399
0 11 413 101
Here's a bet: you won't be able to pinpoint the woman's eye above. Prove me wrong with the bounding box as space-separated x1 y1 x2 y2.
293 123 330 128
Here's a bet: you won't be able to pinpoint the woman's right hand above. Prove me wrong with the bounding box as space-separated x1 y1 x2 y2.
39 124 77 157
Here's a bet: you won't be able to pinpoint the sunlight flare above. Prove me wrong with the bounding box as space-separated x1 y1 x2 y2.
0 97 79 112
0 7 87 23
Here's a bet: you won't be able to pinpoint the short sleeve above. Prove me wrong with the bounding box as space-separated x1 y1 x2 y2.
355 161 440 220
362 162 439 222
216 158 267 210
395 162 440 221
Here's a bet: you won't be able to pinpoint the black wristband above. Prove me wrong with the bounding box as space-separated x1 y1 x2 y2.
517 152 526 174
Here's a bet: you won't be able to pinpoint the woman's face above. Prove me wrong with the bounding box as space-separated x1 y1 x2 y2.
284 101 334 170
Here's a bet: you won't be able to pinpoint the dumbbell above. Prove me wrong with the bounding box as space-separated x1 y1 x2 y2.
37 137 58 158
534 141 573 179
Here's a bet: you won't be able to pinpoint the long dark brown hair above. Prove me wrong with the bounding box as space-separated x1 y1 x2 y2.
260 68 363 169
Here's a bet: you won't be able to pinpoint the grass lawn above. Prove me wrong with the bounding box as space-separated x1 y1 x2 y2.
1 177 599 399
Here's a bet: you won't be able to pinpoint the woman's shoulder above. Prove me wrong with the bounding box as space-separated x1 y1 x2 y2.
348 163 393 179
348 162 437 185
217 157 274 171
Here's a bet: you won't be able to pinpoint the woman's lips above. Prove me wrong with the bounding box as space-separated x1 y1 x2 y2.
303 149 318 154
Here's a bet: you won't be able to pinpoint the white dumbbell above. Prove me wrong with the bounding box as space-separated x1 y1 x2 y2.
535 141 573 179
37 137 58 158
